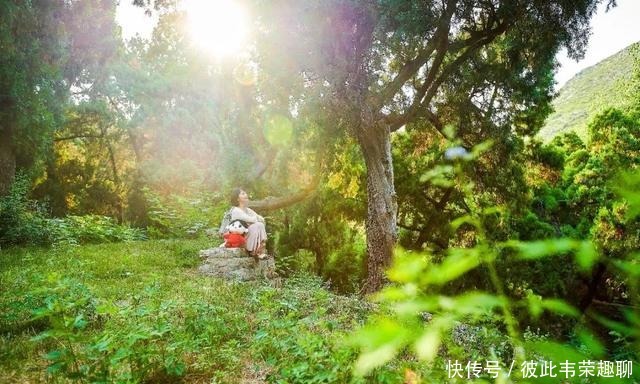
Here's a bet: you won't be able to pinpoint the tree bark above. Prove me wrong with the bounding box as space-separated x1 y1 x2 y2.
248 182 318 211
0 126 16 197
579 262 607 313
357 124 398 293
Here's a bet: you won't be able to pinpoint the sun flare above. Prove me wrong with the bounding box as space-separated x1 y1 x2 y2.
184 0 249 57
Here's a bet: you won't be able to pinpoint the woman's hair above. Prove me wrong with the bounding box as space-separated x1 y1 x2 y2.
229 188 244 206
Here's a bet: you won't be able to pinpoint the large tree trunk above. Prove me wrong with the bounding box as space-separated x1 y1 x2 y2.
357 125 398 293
0 126 16 197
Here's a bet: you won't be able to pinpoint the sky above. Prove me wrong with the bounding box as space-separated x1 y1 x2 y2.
555 0 640 88
115 2 156 40
116 0 640 89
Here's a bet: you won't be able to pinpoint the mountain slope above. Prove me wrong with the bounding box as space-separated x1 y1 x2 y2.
539 42 638 141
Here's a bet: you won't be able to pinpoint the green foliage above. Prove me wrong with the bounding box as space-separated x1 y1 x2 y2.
144 188 225 239
30 278 236 382
0 174 145 247
0 1 66 174
540 42 639 140
519 106 639 323
1 239 432 383
0 173 50 247
0 0 121 194
47 215 146 246
352 151 640 382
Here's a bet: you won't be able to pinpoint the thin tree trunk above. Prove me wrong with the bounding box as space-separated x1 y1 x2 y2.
357 125 398 293
0 125 16 197
579 262 607 313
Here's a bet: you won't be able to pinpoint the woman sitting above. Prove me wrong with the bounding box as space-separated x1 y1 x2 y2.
229 188 268 259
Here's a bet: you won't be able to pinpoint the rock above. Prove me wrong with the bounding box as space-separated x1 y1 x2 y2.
198 247 281 284
255 257 282 288
199 247 248 259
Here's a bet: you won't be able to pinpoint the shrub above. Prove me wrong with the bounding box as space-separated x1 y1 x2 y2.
47 215 146 246
0 173 49 247
144 188 225 239
351 157 640 383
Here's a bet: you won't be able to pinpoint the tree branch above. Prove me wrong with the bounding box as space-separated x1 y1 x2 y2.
397 222 423 232
373 0 457 111
388 20 510 132
373 44 437 109
54 133 104 141
248 179 319 211
247 148 278 183
436 186 454 209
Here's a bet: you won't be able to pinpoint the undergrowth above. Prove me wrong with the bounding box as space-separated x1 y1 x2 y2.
1 239 422 383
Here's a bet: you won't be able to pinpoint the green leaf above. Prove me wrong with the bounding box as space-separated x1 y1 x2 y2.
45 350 63 361
414 328 440 362
31 307 50 320
423 248 480 285
613 170 640 220
387 250 428 283
454 292 504 315
470 140 494 158
351 318 410 375
527 292 543 319
110 348 131 365
73 314 87 330
350 318 410 350
450 215 480 231
622 309 640 327
96 301 118 315
46 362 64 374
507 239 576 260
92 337 112 352
376 286 412 302
592 315 638 337
443 124 457 140
419 165 453 183
30 331 52 342
526 341 586 363
613 257 640 277
540 299 580 317
576 329 605 358
575 241 598 271
354 344 399 376
392 298 438 316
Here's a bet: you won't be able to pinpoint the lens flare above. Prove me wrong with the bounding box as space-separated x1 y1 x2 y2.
263 115 293 146
184 0 248 57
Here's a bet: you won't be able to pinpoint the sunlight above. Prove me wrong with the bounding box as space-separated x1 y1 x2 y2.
184 0 249 57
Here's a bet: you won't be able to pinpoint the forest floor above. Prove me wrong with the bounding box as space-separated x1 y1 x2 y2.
0 239 426 383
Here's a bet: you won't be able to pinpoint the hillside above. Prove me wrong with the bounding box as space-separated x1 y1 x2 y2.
539 42 638 141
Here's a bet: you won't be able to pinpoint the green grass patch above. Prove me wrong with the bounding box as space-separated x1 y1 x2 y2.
0 239 424 383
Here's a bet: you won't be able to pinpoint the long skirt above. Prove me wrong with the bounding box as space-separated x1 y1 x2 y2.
245 222 267 253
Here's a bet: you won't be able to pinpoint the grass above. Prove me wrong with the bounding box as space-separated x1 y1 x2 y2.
0 239 423 383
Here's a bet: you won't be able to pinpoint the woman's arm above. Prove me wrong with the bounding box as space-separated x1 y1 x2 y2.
230 207 260 223
247 207 265 223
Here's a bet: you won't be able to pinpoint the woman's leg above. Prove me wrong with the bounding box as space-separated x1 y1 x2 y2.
245 222 267 258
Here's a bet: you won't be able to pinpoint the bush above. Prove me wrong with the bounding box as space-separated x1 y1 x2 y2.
144 188 225 239
47 215 146 246
351 164 640 382
0 173 49 247
31 279 192 382
1 174 147 247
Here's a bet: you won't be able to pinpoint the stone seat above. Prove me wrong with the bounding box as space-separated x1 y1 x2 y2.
198 247 279 284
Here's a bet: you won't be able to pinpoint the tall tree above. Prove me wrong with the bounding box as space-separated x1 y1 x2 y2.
1 0 66 195
253 0 605 292
0 0 120 197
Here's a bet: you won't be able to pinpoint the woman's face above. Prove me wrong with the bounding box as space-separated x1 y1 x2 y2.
238 190 249 205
